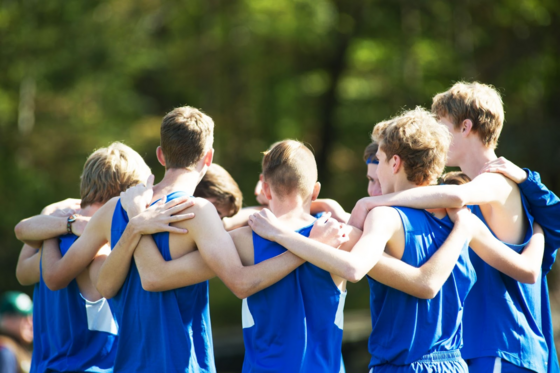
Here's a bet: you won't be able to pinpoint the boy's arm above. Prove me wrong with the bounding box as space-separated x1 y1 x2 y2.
222 206 263 231
14 204 88 249
132 211 348 293
369 209 472 299
183 201 346 299
311 198 350 223
15 244 41 285
41 201 114 290
467 217 544 283
96 197 195 299
249 207 396 283
482 158 560 273
348 173 514 229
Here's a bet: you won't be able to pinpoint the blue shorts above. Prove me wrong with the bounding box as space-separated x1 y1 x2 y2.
370 350 468 373
466 357 535 373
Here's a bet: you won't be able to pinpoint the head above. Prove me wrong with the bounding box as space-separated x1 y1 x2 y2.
80 142 151 208
261 140 320 206
439 171 471 186
372 107 451 194
0 292 33 345
432 82 504 166
157 106 215 177
194 164 243 219
363 141 381 197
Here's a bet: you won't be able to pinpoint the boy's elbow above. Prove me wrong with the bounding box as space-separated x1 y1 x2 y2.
450 190 467 208
345 266 365 283
14 222 25 241
229 279 251 299
43 273 68 291
417 281 440 299
519 270 539 284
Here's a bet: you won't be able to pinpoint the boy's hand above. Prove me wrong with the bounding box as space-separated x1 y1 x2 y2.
348 198 370 230
480 157 528 184
129 196 195 235
248 208 284 240
309 212 350 248
71 215 91 236
122 175 155 218
445 206 474 242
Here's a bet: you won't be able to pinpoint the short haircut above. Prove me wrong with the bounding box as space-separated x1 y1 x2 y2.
80 142 151 208
262 140 317 199
372 107 451 186
160 106 214 169
194 164 243 218
363 141 379 164
439 171 471 186
432 81 504 149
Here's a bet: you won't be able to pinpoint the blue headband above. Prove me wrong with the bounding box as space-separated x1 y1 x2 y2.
366 156 379 165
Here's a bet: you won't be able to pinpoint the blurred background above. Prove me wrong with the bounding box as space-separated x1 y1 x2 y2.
1 0 559 371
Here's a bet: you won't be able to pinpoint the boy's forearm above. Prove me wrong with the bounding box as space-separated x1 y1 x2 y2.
96 224 141 298
231 252 305 298
15 216 67 245
15 245 41 285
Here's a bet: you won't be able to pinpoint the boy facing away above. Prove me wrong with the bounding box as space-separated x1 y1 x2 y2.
14 142 152 373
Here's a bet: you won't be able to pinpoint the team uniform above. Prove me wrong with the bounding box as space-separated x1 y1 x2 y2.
31 234 118 373
367 207 476 373
109 191 216 373
518 169 560 373
463 193 548 373
242 220 346 373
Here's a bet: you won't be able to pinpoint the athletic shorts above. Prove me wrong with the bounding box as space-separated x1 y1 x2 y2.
369 350 468 373
466 357 535 373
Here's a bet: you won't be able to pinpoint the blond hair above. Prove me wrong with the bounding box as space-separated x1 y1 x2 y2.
160 106 214 169
262 140 317 199
372 107 451 186
194 164 243 218
432 82 504 149
80 142 151 208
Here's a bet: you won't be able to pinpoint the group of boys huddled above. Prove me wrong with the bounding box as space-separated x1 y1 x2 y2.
10 81 560 373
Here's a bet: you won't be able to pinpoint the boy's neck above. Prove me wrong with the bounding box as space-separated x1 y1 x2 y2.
268 195 314 227
153 168 201 199
458 144 498 180
80 203 103 217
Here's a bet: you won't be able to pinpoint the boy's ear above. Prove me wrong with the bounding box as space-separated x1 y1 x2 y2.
311 182 321 201
204 148 214 166
156 146 166 167
461 119 473 137
262 181 273 201
392 155 403 174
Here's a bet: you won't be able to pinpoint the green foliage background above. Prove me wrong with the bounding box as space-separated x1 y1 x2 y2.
1 0 560 369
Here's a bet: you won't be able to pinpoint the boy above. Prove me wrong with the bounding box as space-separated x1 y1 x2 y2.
13 142 153 373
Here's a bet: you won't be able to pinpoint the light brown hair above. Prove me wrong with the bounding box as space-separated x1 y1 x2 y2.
194 164 243 218
262 140 317 199
160 106 214 169
439 171 471 186
363 141 379 163
372 107 451 186
80 142 151 208
431 81 504 149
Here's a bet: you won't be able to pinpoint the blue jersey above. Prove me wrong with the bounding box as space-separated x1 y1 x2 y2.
109 192 216 373
519 169 560 373
367 207 476 369
31 234 118 373
462 193 549 373
242 221 346 373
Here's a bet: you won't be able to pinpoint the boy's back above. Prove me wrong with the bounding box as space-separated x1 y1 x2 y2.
109 192 216 373
367 207 475 370
31 234 118 373
232 218 346 373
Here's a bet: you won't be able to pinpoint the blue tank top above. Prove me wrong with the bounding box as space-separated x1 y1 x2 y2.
367 207 476 368
242 221 346 373
31 234 118 373
109 191 216 373
462 195 548 372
